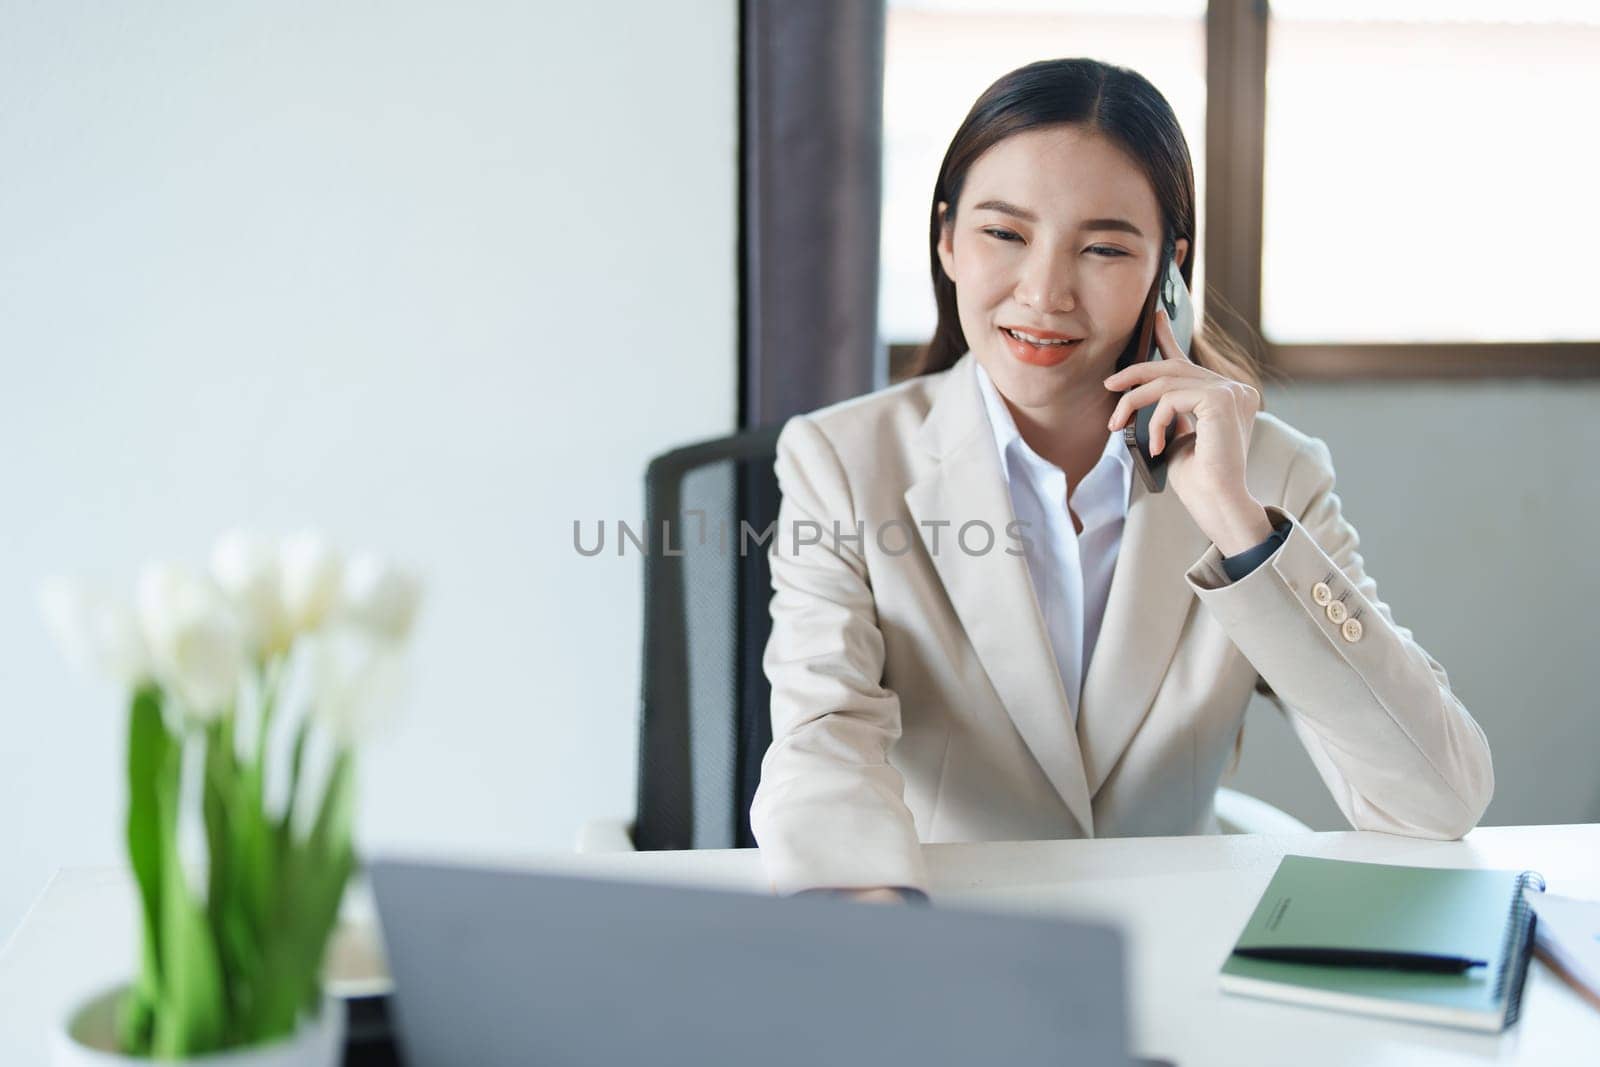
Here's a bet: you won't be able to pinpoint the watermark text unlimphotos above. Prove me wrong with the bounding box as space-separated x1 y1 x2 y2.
572 515 1036 558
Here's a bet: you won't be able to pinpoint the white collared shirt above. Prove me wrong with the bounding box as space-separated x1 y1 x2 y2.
974 361 1134 723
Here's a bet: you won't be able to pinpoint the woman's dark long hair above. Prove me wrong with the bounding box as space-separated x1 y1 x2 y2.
911 58 1264 395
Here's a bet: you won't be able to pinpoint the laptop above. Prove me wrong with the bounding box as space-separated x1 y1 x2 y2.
368 858 1171 1066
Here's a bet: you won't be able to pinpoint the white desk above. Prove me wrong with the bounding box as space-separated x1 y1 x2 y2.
3 825 1596 1066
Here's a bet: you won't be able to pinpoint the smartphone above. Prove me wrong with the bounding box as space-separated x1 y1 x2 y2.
1117 256 1195 493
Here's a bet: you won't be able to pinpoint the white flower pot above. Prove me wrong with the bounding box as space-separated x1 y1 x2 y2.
50 983 345 1067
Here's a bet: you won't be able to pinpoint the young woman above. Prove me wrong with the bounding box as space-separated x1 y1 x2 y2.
749 59 1493 904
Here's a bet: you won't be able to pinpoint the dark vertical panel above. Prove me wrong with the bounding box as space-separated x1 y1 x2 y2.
734 0 886 851
741 0 886 429
1204 0 1269 344
734 456 779 848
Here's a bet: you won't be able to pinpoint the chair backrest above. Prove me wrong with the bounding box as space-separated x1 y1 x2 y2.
634 426 783 851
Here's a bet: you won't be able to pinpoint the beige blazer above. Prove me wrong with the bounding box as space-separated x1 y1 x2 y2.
749 352 1494 895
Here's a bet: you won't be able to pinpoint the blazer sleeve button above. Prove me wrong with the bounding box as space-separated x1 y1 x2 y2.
1326 600 1348 624
1311 581 1333 606
1341 617 1364 643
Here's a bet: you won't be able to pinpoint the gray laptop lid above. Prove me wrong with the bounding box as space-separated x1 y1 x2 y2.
369 858 1132 1067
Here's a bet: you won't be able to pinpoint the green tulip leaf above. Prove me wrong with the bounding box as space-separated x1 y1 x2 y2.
122 684 170 1054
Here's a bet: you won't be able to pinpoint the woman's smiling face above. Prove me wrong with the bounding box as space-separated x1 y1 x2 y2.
936 123 1184 411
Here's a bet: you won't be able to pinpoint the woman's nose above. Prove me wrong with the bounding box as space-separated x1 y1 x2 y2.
1013 251 1075 314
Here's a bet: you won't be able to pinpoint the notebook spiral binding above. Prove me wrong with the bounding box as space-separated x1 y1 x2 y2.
1497 870 1547 1027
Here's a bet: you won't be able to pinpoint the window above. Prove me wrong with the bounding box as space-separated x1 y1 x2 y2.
1263 1 1600 345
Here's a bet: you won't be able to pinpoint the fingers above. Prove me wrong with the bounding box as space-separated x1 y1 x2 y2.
847 887 911 905
1102 346 1207 393
1154 305 1193 363
1108 377 1207 433
1108 375 1259 433
1101 307 1195 394
1148 389 1205 454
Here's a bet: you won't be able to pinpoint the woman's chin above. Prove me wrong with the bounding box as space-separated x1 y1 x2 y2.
981 350 1077 405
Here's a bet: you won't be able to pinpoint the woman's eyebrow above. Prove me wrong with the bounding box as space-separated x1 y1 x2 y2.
971 199 1144 237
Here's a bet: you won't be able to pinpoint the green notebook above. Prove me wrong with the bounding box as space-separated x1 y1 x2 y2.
1220 855 1545 1032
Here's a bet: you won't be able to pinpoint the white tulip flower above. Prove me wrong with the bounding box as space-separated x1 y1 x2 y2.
279 532 343 634
306 624 407 746
341 555 422 643
210 529 292 657
137 562 246 720
38 576 150 686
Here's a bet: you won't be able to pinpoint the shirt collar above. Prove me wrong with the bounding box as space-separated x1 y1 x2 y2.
973 358 1132 494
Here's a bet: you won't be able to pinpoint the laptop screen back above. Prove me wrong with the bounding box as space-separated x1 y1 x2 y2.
369 859 1130 1067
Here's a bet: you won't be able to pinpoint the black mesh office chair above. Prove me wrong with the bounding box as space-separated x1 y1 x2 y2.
622 425 784 851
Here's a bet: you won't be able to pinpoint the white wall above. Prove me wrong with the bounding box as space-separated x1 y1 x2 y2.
0 0 737 940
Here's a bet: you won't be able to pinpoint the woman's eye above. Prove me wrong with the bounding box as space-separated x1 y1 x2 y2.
979 230 1127 257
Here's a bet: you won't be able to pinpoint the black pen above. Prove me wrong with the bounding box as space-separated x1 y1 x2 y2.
1231 947 1487 973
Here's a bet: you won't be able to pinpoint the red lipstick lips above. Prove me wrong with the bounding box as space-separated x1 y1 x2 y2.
999 325 1082 366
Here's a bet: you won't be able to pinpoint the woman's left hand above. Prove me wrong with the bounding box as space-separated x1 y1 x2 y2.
1102 306 1274 556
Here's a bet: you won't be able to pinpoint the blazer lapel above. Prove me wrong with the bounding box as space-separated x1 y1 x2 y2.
1076 472 1210 799
903 354 1095 838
